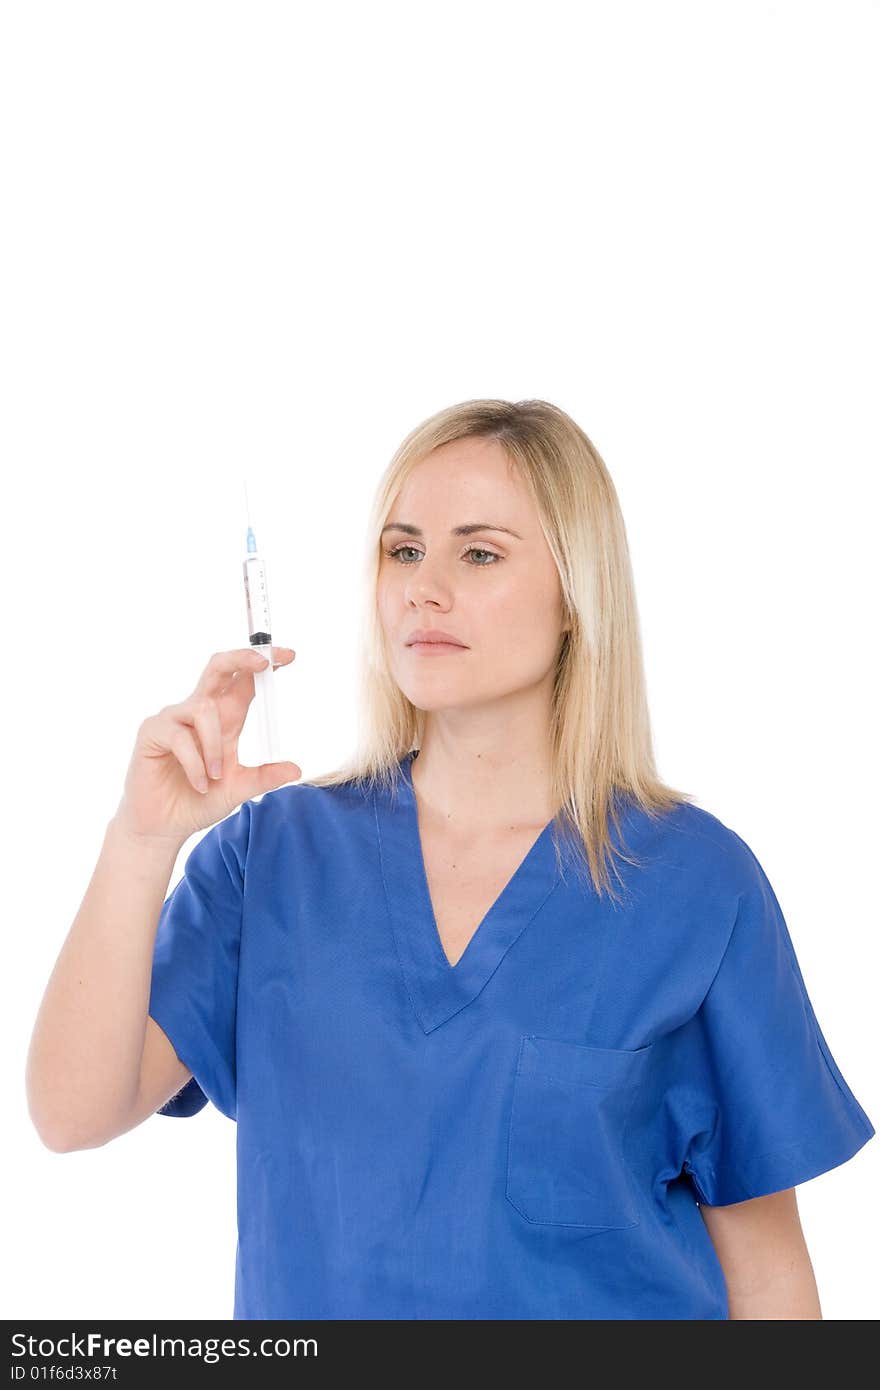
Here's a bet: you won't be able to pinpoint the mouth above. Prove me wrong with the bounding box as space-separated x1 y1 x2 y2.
407 640 468 652
405 630 468 649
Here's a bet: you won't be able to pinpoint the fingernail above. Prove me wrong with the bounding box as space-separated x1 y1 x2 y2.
196 776 209 793
209 760 222 779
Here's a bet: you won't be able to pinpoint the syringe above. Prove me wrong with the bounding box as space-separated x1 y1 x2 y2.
242 483 281 765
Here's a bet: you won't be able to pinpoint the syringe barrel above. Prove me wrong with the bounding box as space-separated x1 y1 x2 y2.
243 553 273 643
242 540 279 764
253 658 281 765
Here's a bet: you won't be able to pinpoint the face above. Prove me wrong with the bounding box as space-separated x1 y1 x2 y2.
377 436 569 717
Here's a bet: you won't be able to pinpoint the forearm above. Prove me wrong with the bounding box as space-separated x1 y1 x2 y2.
726 1254 822 1319
699 1189 823 1320
26 816 185 1151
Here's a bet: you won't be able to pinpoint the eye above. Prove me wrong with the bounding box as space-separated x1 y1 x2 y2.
383 545 502 566
461 546 501 565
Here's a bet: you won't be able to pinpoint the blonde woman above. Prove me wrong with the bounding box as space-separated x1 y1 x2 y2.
27 399 874 1320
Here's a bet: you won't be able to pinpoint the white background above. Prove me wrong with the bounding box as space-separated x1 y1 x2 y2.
3 0 877 1321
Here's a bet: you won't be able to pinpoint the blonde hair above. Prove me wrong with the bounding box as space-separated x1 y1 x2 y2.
301 398 695 904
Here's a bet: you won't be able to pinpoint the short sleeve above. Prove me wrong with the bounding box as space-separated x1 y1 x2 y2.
147 800 252 1121
681 841 874 1206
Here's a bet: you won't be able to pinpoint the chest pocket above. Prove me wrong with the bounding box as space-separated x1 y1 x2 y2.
506 1035 654 1230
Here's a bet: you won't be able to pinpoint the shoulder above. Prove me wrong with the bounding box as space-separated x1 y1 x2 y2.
619 796 762 897
243 775 376 862
607 797 786 1007
610 796 775 962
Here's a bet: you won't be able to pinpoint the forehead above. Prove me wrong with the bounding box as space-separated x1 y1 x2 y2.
390 437 533 521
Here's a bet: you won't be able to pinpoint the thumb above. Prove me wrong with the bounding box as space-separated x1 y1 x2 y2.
250 760 302 794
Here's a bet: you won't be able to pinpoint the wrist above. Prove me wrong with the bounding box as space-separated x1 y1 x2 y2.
104 815 187 863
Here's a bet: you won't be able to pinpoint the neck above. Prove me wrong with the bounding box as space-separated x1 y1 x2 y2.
410 736 558 835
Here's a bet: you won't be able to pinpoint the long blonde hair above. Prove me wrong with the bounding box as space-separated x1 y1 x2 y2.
301 398 695 904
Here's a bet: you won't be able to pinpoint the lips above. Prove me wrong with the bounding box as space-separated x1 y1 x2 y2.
405 629 467 647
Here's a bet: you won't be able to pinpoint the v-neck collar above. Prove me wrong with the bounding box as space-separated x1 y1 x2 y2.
373 750 565 1034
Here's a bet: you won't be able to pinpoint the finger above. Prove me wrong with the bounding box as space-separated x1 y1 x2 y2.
232 759 302 799
195 648 269 699
187 695 225 780
239 648 296 676
257 761 302 790
168 722 212 793
227 650 296 714
197 647 296 699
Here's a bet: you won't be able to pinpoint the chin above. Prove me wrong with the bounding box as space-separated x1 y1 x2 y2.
406 684 505 714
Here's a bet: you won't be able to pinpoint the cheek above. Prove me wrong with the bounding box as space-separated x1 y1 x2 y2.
376 572 395 618
490 575 564 653
493 570 558 620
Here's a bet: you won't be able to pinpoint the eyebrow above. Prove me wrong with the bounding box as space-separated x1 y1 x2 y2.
380 521 523 539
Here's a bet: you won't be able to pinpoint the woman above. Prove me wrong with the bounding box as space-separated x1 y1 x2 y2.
27 398 874 1320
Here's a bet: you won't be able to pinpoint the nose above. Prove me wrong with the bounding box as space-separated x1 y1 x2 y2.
403 559 455 609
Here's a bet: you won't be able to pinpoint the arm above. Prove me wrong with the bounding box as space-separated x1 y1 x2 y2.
699 1188 822 1319
26 817 191 1151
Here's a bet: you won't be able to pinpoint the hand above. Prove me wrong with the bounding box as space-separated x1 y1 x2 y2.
112 647 301 845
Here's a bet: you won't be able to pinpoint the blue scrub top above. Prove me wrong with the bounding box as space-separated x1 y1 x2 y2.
148 751 874 1320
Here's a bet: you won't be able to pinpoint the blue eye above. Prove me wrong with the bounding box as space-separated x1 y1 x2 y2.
384 545 502 566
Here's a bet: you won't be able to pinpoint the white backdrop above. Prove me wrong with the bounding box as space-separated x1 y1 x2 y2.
3 0 877 1321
